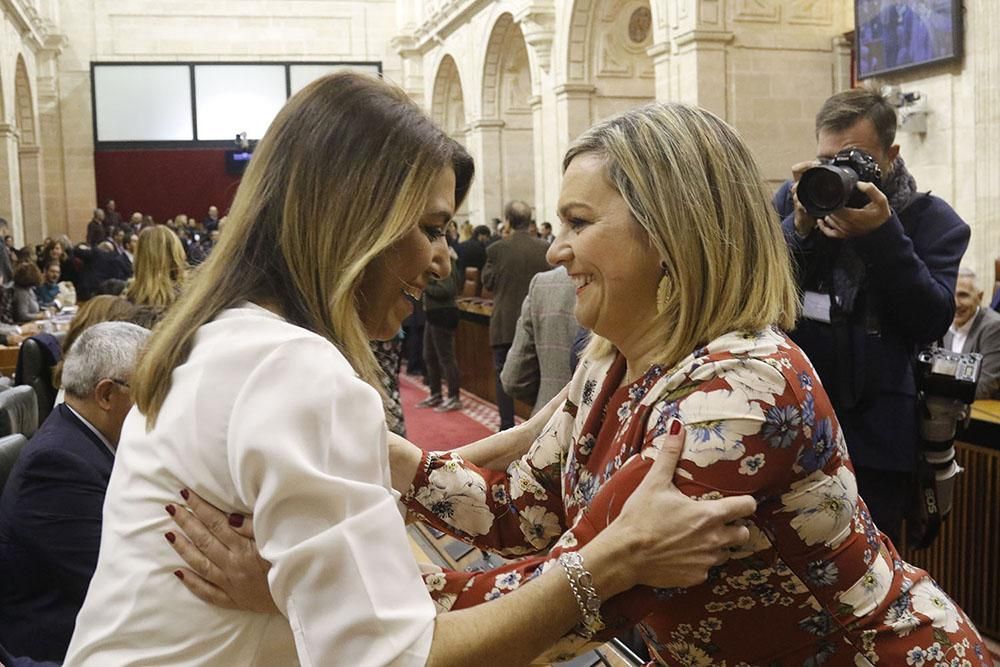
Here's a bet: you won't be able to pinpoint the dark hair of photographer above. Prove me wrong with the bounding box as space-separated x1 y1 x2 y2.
815 88 897 152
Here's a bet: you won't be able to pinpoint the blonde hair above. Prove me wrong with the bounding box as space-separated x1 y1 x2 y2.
564 102 798 370
126 226 187 308
132 72 473 427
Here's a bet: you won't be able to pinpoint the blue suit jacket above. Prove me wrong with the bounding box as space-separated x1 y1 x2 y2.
775 182 970 472
0 404 114 662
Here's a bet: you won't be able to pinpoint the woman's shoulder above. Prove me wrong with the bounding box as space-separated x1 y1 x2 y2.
645 328 817 411
198 304 357 379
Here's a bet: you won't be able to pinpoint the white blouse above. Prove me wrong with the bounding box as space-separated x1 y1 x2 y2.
64 304 435 666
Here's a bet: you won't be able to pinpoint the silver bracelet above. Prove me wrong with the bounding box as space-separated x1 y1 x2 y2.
558 551 604 639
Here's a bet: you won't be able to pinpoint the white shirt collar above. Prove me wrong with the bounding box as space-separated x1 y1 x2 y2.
950 307 979 338
65 403 116 456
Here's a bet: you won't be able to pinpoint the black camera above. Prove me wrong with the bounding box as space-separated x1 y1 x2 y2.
797 149 882 218
906 347 982 548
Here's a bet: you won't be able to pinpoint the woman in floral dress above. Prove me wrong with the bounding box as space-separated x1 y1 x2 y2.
397 103 989 666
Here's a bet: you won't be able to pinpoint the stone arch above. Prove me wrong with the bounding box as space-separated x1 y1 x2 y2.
431 54 467 139
14 54 43 243
14 57 35 145
479 12 535 220
430 54 470 218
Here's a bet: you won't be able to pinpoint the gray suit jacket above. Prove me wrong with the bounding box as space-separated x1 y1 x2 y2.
943 307 1000 399
500 267 579 414
481 231 551 347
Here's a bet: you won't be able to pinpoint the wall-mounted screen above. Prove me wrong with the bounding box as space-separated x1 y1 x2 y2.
91 60 381 146
195 65 286 141
94 65 194 141
855 0 963 79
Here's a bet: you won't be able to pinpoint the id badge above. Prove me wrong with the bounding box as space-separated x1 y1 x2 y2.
802 290 832 323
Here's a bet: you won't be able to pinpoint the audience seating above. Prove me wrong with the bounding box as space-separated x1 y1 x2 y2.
15 336 60 423
0 432 28 495
0 385 38 439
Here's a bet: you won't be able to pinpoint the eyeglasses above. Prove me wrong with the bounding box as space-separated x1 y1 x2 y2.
109 378 130 389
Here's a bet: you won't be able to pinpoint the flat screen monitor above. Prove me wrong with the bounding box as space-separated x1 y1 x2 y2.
855 0 963 79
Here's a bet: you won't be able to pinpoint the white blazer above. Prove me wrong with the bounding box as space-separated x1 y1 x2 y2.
64 303 435 666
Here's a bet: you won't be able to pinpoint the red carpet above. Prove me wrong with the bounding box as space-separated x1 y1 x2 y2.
399 373 518 451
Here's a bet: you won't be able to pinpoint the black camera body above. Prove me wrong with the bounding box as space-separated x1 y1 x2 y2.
797 149 883 218
915 348 981 405
906 347 982 549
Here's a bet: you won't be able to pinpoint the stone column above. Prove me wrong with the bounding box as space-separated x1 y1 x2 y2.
972 0 1000 285
19 144 45 242
390 35 425 103
672 29 734 118
37 40 66 239
553 83 594 162
832 35 853 94
648 41 672 102
529 94 546 226
465 118 505 228
0 124 19 233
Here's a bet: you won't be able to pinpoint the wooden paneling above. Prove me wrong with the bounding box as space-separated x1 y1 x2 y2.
0 346 19 378
900 436 1000 641
454 307 533 420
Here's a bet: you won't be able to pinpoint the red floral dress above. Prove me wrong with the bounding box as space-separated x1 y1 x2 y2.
404 329 989 666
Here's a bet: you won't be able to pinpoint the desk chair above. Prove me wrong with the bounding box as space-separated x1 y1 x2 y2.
0 386 38 439
0 432 28 496
15 337 59 423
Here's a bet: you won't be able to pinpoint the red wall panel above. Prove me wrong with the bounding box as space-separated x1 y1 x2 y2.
94 148 243 225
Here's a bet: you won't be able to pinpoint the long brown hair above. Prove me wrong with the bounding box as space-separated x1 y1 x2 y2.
132 72 473 426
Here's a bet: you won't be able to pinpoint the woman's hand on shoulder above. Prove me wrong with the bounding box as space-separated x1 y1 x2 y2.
164 489 278 614
597 419 756 590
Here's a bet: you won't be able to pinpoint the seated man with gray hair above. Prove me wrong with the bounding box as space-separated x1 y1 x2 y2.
0 322 149 663
944 267 1000 399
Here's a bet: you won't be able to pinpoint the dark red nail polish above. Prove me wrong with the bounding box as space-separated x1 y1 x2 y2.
179 489 190 501
669 419 683 436
165 532 176 544
174 570 184 580
228 513 245 528
165 504 176 516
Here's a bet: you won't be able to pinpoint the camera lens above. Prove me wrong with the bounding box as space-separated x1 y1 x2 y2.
806 172 843 210
798 165 859 218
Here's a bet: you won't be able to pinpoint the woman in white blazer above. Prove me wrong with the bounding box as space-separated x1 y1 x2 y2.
63 72 755 666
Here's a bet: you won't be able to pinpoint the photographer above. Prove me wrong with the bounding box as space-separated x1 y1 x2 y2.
774 88 969 543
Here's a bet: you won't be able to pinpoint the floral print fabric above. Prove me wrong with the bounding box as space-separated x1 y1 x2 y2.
404 328 989 665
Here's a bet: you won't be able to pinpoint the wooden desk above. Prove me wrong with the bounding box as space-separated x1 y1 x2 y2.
971 399 1000 425
898 400 1000 641
0 345 17 377
454 299 533 420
